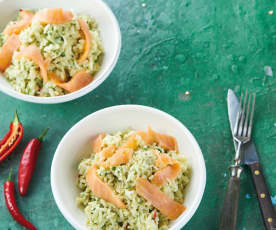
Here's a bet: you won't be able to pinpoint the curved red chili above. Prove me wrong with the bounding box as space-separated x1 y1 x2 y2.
4 170 37 230
18 128 49 196
0 110 23 162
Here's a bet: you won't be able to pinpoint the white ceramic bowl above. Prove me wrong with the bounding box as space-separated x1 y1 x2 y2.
0 0 121 104
51 105 206 230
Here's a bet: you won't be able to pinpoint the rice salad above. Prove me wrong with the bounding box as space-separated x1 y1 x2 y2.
77 129 191 230
0 9 103 96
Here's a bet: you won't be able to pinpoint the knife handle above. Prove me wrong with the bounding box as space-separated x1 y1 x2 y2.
219 174 241 230
249 162 276 229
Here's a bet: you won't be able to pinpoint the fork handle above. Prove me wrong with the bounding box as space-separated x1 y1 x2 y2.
219 173 241 230
249 162 276 229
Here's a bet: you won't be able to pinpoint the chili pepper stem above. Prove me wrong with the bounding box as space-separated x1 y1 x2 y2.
38 128 49 142
13 109 19 124
8 169 12 181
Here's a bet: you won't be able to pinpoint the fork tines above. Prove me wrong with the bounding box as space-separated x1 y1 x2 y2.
234 90 256 139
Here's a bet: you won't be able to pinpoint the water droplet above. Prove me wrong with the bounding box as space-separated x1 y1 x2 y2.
141 2 147 7
250 77 261 83
223 173 227 177
154 56 161 61
163 66 168 70
268 10 274 15
223 43 231 49
212 74 219 81
271 195 276 205
234 85 240 91
175 54 186 63
274 122 276 127
195 52 201 58
231 65 238 73
264 65 273 77
263 76 267 86
245 193 251 199
227 54 234 61
53 219 59 227
238 56 246 62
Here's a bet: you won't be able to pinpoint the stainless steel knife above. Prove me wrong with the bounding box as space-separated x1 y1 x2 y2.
227 89 276 230
219 90 243 230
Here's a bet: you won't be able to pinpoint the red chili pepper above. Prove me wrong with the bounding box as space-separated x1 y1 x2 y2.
18 128 49 196
0 110 23 162
153 210 157 219
4 169 37 230
153 210 158 223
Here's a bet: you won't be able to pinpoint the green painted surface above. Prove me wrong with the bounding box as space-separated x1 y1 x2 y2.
0 0 276 229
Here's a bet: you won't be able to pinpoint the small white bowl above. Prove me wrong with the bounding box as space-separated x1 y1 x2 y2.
51 105 206 230
0 0 121 104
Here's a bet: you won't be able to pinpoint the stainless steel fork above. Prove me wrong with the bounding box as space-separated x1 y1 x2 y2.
219 91 256 230
233 91 256 165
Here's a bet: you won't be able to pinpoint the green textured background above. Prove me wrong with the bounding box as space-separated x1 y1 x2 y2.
0 0 276 229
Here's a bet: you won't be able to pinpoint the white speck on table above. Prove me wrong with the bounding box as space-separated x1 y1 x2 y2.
264 66 273 77
179 91 191 101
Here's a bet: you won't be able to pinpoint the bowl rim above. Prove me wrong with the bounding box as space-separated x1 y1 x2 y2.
0 0 121 104
51 105 206 230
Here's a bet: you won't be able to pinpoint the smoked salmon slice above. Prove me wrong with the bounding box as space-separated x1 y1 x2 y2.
3 10 34 36
0 35 21 72
16 45 50 82
33 8 73 25
151 160 181 186
91 133 106 153
119 134 138 150
136 126 179 151
155 133 178 152
136 178 186 220
155 153 174 169
101 145 116 160
86 164 126 209
102 148 133 168
148 126 178 151
136 130 154 145
77 18 91 64
49 70 93 93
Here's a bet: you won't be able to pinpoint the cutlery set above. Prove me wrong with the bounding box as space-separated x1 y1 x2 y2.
219 89 276 230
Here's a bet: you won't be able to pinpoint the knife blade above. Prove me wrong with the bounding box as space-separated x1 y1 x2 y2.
227 89 276 230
